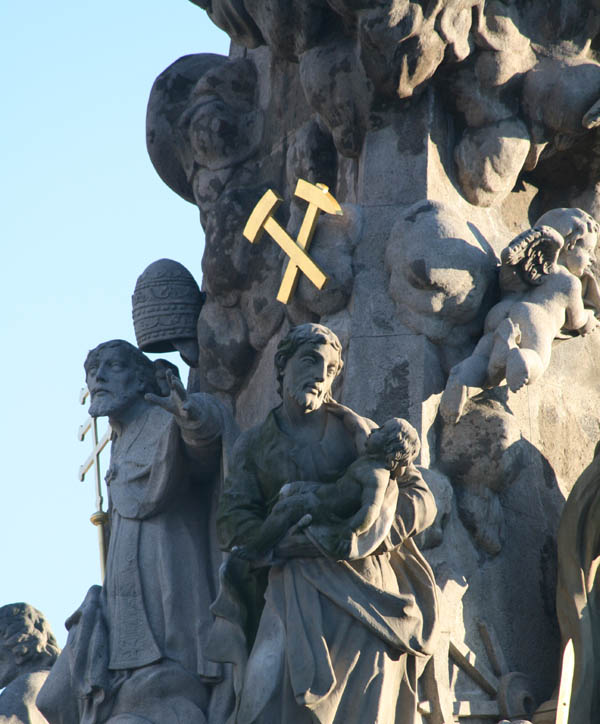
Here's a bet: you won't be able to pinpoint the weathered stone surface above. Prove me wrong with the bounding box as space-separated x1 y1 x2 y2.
299 39 373 158
171 0 600 211
145 2 600 720
197 297 254 391
416 468 453 551
239 278 285 352
0 604 59 724
438 398 526 555
522 58 600 142
385 200 498 350
455 119 531 207
285 119 337 193
146 53 228 203
286 202 361 319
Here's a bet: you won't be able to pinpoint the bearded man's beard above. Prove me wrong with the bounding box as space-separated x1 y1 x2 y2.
290 383 323 412
89 390 138 419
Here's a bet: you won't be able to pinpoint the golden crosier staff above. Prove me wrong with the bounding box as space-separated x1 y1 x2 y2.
78 387 111 580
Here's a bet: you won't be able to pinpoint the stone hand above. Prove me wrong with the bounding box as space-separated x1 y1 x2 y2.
332 536 351 560
279 480 317 498
145 370 201 423
275 528 321 559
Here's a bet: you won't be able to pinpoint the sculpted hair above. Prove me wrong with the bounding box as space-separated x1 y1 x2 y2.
84 339 159 395
367 417 420 469
274 324 344 397
0 603 60 670
499 226 564 290
535 208 600 250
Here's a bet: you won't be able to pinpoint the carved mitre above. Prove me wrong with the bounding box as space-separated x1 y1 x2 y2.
132 259 205 366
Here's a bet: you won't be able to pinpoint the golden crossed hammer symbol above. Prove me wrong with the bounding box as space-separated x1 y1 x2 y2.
243 179 343 304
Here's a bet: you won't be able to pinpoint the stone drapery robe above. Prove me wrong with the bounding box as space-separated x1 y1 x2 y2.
37 393 237 724
556 449 600 723
213 407 439 724
104 397 229 677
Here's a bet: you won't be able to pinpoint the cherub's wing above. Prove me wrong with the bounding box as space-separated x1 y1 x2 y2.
501 225 564 287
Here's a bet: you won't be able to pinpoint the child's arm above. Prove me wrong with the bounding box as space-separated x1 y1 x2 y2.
344 466 390 536
325 400 377 454
235 497 309 558
564 275 595 332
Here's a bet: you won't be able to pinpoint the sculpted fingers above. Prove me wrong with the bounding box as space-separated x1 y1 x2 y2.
145 392 173 412
167 369 187 401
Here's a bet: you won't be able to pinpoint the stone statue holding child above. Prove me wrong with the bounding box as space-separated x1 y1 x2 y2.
211 323 439 724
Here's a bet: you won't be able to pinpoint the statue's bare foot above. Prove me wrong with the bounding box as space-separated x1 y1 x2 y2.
506 349 530 392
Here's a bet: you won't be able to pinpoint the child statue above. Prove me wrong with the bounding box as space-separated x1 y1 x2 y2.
234 412 421 560
441 209 600 423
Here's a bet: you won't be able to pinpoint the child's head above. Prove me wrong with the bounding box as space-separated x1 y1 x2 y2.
536 207 599 279
365 417 420 473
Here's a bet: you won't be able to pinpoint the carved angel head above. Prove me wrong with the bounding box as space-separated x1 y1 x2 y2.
536 207 600 279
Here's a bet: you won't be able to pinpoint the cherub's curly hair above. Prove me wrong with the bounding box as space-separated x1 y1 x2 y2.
500 226 564 291
535 207 600 250
367 417 420 469
274 324 343 398
0 603 60 674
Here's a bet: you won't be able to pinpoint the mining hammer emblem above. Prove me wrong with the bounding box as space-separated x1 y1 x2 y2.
243 179 343 304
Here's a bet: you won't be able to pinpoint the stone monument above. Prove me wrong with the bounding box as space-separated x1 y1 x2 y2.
141 2 600 721
25 3 600 723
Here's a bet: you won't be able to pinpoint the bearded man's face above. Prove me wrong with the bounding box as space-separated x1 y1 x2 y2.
281 341 339 413
86 346 142 420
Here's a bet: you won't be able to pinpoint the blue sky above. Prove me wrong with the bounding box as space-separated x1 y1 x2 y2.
1 1 229 646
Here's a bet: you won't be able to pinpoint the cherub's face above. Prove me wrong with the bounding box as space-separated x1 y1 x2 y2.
563 232 597 278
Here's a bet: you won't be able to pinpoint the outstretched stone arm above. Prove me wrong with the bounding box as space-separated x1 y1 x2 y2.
146 370 223 475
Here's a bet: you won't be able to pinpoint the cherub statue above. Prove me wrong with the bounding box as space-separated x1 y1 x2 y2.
0 603 59 724
233 413 421 560
441 208 600 423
